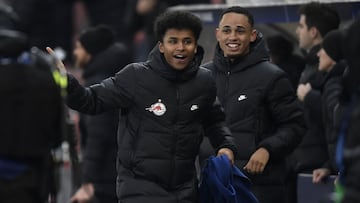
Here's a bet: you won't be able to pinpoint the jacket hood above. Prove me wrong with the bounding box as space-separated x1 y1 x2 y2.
146 44 204 82
213 31 269 73
82 43 128 79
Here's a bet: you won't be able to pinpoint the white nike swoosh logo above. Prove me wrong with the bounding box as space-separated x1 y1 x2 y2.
190 105 199 111
238 95 247 101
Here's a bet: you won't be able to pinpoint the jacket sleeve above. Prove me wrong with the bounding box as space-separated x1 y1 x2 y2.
258 74 306 161
66 64 136 114
202 97 238 158
322 76 343 172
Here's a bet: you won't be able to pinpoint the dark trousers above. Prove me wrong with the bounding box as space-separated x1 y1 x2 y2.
252 184 286 203
93 193 118 203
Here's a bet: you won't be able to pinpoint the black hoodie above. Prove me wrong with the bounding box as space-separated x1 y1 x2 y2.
201 32 305 185
66 45 237 202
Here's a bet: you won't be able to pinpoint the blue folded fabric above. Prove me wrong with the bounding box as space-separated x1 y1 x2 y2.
199 155 259 203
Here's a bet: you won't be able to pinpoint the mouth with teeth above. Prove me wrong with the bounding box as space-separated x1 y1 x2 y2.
226 43 240 51
174 54 187 63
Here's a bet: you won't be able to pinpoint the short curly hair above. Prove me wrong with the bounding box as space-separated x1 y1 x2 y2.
154 10 203 42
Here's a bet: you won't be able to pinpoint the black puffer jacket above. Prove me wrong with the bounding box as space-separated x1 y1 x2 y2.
200 32 305 185
320 61 346 172
291 44 328 173
66 46 236 202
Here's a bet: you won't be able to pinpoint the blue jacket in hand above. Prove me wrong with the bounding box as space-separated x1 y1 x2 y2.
199 155 259 203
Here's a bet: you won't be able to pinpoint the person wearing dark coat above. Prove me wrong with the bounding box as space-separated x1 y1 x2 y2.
49 10 237 203
286 3 340 202
292 1 340 174
0 4 63 203
70 25 131 203
312 29 346 183
198 6 305 203
336 17 360 203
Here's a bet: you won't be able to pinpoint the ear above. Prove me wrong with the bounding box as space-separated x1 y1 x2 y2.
250 29 257 42
158 41 164 53
194 44 198 54
215 28 220 41
309 27 319 39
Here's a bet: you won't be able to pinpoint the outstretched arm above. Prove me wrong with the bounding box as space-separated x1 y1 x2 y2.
46 47 133 114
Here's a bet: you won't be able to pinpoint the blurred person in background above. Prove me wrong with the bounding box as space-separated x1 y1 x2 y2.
312 29 346 184
336 16 360 203
266 35 305 90
0 4 64 203
70 24 131 203
286 2 340 202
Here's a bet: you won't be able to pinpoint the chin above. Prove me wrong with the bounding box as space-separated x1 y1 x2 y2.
226 53 242 58
174 66 187 71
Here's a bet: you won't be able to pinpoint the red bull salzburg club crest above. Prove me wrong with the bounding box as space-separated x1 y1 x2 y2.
145 99 167 116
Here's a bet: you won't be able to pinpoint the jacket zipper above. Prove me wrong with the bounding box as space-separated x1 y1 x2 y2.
170 84 180 189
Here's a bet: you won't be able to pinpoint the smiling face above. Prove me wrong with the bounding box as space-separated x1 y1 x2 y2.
216 12 257 58
159 28 197 71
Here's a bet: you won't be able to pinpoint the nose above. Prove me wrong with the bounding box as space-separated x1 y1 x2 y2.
176 42 185 51
228 30 237 40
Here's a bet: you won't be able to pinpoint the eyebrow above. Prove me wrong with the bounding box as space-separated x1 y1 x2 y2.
167 36 193 40
221 25 246 29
